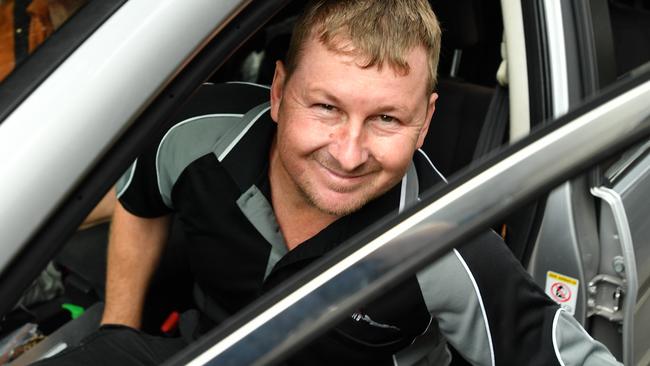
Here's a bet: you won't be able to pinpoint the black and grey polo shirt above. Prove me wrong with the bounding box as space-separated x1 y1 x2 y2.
116 83 621 366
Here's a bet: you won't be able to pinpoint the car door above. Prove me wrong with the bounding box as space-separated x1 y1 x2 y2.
521 1 650 364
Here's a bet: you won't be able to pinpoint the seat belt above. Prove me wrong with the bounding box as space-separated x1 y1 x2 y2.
472 84 509 160
473 36 511 161
470 84 510 240
469 82 544 264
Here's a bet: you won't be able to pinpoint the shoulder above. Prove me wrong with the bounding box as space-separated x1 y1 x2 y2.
157 112 243 166
155 102 270 201
156 81 271 185
117 82 271 211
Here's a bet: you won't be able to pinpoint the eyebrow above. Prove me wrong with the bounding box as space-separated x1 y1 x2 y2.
307 87 412 117
306 88 343 106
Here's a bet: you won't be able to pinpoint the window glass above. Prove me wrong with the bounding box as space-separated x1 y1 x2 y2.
0 0 87 83
608 0 650 77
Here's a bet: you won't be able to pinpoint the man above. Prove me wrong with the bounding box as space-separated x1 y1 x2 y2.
35 1 621 365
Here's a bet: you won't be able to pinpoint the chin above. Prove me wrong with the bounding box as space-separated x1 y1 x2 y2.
317 202 362 217
298 175 395 217
310 190 377 217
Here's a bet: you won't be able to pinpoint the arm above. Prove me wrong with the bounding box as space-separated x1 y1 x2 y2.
417 231 621 366
78 187 117 230
100 201 170 329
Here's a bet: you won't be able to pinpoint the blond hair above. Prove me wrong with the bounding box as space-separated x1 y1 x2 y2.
285 0 441 92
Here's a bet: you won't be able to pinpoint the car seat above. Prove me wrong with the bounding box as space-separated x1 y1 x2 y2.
423 0 502 178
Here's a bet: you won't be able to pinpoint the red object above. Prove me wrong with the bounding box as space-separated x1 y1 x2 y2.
161 311 180 334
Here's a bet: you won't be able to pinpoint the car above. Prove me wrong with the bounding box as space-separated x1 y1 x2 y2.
0 0 648 365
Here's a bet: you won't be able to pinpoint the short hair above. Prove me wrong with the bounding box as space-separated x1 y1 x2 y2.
285 0 442 93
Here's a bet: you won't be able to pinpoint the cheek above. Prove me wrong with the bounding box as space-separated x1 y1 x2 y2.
278 114 332 156
377 153 413 180
370 135 417 174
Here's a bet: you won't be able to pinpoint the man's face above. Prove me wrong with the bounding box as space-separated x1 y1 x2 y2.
270 36 437 217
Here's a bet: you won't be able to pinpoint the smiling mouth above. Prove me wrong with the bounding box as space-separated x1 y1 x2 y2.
323 166 366 179
317 163 373 191
312 152 378 189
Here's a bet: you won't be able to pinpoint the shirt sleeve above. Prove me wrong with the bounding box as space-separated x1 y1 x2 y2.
116 139 172 218
115 82 271 218
416 231 622 366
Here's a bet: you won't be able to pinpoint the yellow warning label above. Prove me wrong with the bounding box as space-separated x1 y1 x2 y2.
545 271 580 315
548 271 577 285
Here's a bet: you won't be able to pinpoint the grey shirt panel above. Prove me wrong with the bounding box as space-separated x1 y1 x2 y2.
213 103 271 162
400 162 420 213
116 159 137 199
155 114 244 208
236 184 288 280
416 249 494 366
554 310 623 365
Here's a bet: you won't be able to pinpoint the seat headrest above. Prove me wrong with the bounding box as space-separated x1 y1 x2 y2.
430 0 481 49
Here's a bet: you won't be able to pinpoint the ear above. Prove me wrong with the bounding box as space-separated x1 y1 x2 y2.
416 92 438 148
270 60 287 123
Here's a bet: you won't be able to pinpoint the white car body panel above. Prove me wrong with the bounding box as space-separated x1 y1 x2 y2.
0 0 249 274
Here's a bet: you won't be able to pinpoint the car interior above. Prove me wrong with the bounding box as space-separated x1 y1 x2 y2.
1 0 649 364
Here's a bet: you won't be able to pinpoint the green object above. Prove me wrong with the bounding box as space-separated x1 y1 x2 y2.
61 303 85 319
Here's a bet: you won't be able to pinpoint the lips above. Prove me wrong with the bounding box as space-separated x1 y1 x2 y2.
322 164 366 179
315 161 374 193
308 149 380 192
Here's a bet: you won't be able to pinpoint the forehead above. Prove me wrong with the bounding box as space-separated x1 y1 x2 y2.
290 36 431 109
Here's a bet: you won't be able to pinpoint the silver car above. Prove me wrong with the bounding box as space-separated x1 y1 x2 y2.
0 0 648 365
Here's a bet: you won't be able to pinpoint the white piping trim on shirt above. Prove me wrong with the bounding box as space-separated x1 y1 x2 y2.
391 313 434 366
225 81 271 90
399 174 408 213
552 308 567 366
417 149 448 183
412 314 434 345
453 249 495 366
116 159 138 199
218 106 271 161
421 314 434 335
155 113 244 206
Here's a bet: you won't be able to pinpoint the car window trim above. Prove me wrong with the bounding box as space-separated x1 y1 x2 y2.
542 0 571 118
521 0 553 126
571 0 617 93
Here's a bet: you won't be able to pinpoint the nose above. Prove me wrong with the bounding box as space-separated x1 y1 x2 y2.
328 120 369 172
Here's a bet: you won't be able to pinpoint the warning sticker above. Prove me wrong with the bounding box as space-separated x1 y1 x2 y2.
545 271 579 315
